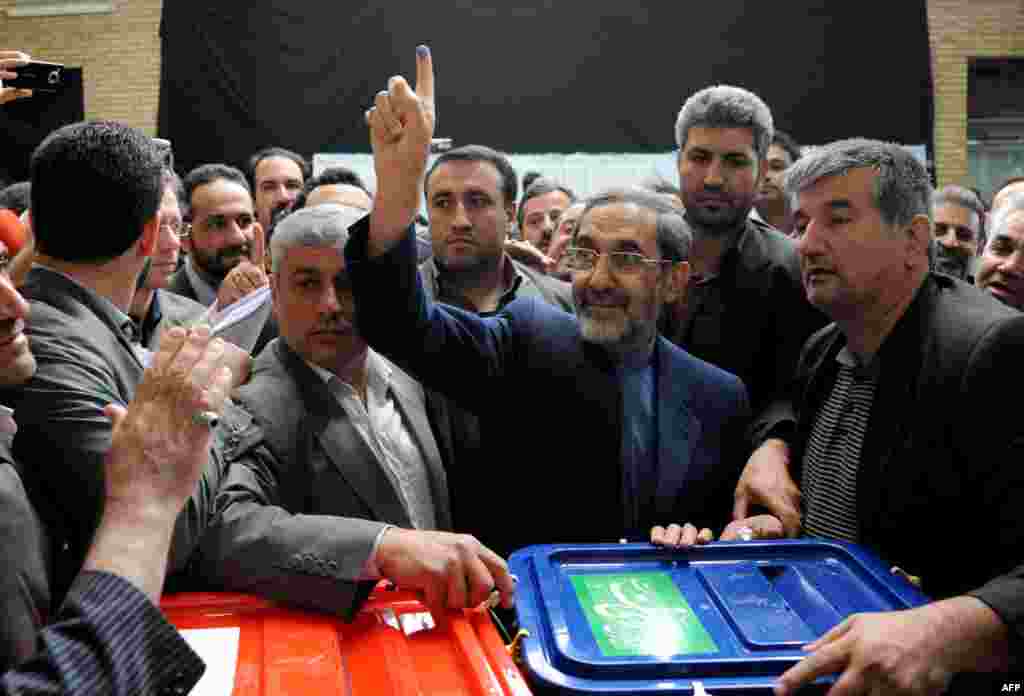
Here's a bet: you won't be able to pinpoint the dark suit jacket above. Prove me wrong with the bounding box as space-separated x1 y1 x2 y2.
347 221 751 559
166 263 278 355
663 218 826 444
0 571 203 695
137 288 207 351
200 338 453 618
0 440 49 671
0 267 233 604
788 274 1024 648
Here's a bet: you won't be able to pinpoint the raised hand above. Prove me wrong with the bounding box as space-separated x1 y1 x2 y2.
0 50 33 105
365 45 436 254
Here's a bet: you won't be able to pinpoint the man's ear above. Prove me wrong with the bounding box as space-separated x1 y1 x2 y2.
662 260 691 304
906 214 932 268
138 215 159 257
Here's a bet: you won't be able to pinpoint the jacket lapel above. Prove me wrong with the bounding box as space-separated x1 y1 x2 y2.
654 339 701 517
276 342 411 527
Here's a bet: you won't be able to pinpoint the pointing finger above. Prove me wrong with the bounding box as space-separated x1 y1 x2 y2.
414 45 434 104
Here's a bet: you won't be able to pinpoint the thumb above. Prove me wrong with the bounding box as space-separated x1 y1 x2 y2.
732 493 749 522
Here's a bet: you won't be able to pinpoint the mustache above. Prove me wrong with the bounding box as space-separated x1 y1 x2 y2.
311 315 354 333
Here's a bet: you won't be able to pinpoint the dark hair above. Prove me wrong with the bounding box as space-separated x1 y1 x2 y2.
771 130 802 164
246 146 310 191
579 187 691 262
183 163 250 218
292 166 369 210
517 178 577 230
521 171 543 193
31 120 163 263
992 175 1024 207
0 181 31 215
424 144 519 207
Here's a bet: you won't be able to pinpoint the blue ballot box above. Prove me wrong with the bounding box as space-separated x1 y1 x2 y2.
509 539 930 695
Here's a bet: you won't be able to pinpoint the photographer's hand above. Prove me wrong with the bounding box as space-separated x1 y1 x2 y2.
0 50 33 105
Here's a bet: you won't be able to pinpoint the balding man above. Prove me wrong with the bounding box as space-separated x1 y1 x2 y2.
976 191 1024 310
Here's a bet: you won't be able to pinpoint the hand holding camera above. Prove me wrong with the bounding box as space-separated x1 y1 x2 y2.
1 50 66 105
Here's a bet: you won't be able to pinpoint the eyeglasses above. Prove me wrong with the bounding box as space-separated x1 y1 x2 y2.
162 220 189 239
563 247 671 274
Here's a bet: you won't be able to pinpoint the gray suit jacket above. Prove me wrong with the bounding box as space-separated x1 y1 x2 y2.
200 338 452 618
139 289 206 351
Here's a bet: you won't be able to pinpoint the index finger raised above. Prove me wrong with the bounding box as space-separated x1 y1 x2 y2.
414 45 434 102
249 221 265 267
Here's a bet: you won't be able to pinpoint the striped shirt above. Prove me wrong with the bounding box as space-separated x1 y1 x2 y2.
801 347 879 542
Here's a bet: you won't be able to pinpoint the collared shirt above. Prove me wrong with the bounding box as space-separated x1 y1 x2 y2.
800 346 880 542
304 349 437 531
184 257 220 307
429 254 523 316
33 264 139 346
614 346 658 535
136 290 163 349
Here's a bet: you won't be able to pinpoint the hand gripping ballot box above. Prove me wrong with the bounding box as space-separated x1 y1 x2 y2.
509 540 930 695
161 584 532 696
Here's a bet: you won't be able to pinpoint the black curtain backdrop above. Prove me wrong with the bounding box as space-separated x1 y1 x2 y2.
158 2 932 175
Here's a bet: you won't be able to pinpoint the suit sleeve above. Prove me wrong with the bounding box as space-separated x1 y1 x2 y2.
198 438 384 620
0 572 203 696
345 218 517 412
961 317 1024 665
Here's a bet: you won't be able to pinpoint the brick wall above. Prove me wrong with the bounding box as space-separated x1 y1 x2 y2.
0 0 161 134
928 0 1024 186
1 1 1021 186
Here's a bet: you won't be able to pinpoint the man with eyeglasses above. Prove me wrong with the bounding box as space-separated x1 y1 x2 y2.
344 47 751 559
129 168 206 349
166 163 278 354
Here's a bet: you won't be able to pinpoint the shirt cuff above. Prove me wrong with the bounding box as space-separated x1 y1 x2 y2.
360 524 394 580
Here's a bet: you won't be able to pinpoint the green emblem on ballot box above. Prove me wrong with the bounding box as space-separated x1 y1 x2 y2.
570 572 719 657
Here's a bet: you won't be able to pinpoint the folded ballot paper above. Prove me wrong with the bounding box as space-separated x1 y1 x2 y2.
197 285 273 353
138 286 272 369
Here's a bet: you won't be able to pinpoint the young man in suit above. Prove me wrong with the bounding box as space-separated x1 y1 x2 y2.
726 139 1024 694
1 121 257 607
201 203 514 616
347 47 751 560
166 164 278 354
0 201 235 691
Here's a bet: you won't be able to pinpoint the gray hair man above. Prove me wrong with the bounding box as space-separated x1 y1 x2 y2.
932 184 985 280
669 85 825 539
726 138 1024 694
203 203 515 617
975 191 1024 310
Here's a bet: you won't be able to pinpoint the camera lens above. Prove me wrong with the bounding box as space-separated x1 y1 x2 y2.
48 70 60 85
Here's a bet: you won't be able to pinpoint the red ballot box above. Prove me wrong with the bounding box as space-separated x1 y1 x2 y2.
161 585 532 696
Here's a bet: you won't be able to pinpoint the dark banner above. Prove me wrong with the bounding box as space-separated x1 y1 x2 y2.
158 2 932 174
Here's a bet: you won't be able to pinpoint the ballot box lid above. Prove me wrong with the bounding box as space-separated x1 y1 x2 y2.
161 585 532 696
508 539 930 694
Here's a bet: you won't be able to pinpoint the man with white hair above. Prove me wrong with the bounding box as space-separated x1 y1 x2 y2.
975 191 1024 310
201 203 515 616
668 84 825 540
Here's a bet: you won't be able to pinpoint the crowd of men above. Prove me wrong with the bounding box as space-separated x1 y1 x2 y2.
0 44 1022 695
